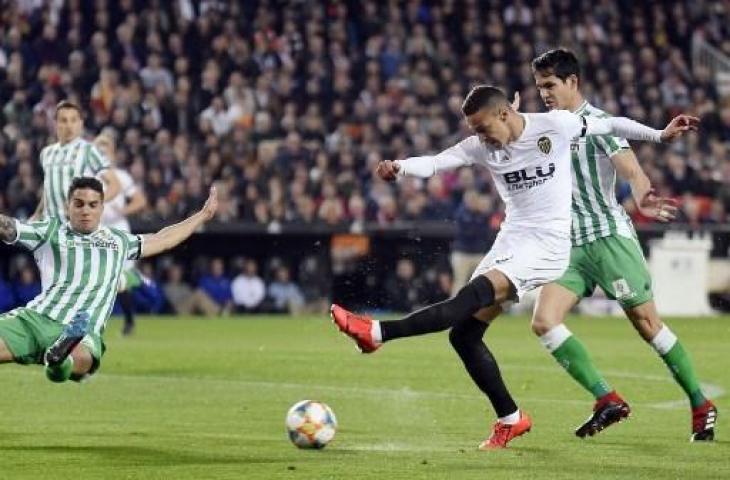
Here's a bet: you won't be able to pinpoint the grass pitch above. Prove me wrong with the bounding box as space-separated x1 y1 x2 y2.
0 314 728 479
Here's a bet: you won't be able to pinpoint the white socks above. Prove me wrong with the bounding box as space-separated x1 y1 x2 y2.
499 410 521 425
538 324 572 353
371 320 382 344
650 325 678 356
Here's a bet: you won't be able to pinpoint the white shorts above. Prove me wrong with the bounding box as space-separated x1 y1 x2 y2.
470 227 571 302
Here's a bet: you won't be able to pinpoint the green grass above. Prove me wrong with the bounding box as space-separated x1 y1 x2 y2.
0 314 728 479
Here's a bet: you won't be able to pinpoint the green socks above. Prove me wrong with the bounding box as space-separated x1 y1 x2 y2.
45 356 74 383
539 323 707 408
650 326 707 408
539 325 612 399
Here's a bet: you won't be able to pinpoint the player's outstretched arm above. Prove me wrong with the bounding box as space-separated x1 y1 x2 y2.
376 136 481 181
612 151 678 222
139 186 218 258
582 114 699 143
659 114 700 142
0 214 18 243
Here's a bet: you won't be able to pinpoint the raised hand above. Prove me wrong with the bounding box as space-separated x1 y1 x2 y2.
638 188 679 222
200 186 219 221
661 114 700 142
376 160 401 182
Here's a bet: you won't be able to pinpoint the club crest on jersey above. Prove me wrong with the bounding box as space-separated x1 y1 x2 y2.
612 278 635 300
537 136 552 154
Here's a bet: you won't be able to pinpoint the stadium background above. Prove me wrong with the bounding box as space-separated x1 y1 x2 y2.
0 0 729 315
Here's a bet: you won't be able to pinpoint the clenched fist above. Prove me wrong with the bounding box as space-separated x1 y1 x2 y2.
376 160 401 181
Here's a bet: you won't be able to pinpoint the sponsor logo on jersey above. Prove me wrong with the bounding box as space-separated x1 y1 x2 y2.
537 136 552 154
502 163 555 191
66 235 120 251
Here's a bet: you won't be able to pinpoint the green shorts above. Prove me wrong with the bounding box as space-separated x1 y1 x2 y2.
0 307 105 372
556 234 653 309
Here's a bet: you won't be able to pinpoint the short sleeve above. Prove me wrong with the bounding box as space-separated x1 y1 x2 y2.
85 143 111 174
5 218 56 251
120 230 143 260
127 233 143 260
593 134 630 157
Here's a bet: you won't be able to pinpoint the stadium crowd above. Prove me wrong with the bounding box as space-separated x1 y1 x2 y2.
1 0 729 310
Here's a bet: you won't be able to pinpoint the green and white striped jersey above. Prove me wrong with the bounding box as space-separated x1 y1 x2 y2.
570 101 634 245
40 138 110 220
5 217 142 334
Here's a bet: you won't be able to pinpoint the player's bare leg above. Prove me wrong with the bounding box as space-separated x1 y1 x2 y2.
0 338 15 363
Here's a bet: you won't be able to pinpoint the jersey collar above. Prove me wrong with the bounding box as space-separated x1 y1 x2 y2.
58 137 83 149
64 222 102 237
573 100 589 115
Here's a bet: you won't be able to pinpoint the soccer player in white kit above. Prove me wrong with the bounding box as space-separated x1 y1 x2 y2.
95 133 148 336
331 85 697 449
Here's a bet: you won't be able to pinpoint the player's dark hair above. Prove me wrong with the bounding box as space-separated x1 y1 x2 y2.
461 85 509 116
68 177 104 201
55 100 83 119
531 48 581 82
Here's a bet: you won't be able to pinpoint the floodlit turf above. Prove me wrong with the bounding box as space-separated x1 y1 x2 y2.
0 314 728 479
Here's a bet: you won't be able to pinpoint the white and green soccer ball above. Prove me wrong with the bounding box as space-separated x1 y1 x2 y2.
285 400 337 449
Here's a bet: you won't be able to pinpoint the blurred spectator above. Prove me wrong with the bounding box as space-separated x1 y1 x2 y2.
0 0 728 314
197 257 234 315
0 277 14 313
231 258 266 313
384 258 425 312
0 0 724 228
297 254 331 313
129 263 167 315
267 265 305 314
451 191 499 294
13 265 41 307
162 263 220 316
424 269 454 305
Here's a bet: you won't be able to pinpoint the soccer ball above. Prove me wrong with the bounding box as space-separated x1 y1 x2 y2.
285 400 337 449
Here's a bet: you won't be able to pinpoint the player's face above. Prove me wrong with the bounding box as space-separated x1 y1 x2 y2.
67 188 104 234
534 72 578 110
55 108 83 143
466 107 511 149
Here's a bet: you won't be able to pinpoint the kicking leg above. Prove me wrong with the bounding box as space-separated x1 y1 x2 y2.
0 338 15 363
331 271 512 353
625 301 716 441
532 283 630 437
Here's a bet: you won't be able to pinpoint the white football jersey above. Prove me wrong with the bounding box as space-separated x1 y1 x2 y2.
101 168 138 232
400 110 585 234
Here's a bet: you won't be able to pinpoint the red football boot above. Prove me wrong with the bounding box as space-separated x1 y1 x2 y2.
330 304 380 353
691 400 717 442
478 411 532 449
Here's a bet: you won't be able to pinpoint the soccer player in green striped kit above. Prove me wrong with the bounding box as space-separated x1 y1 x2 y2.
30 100 121 221
0 177 218 382
529 48 716 441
